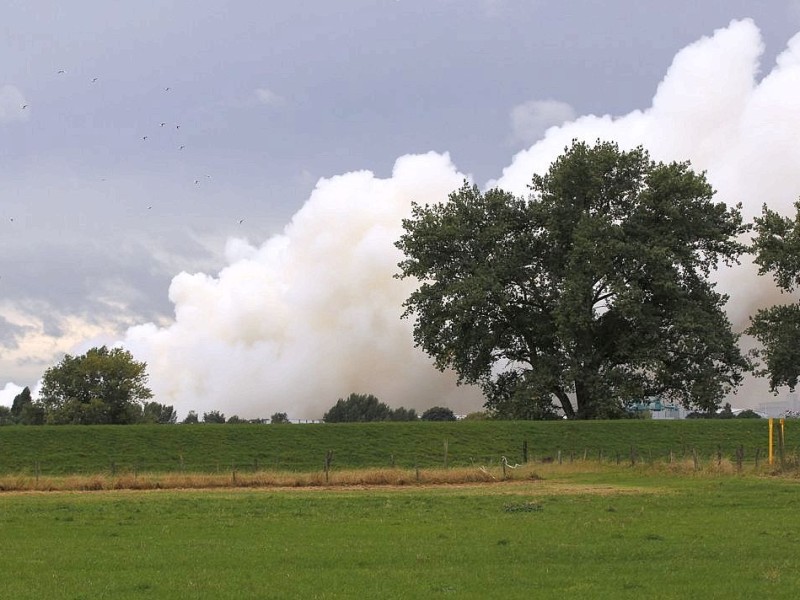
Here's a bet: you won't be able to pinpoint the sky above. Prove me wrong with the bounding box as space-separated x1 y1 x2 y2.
2 1 800 419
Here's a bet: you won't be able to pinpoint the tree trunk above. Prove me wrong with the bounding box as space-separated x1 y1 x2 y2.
554 388 574 418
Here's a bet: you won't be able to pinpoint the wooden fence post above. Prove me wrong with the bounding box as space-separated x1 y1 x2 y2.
324 450 334 483
735 445 744 472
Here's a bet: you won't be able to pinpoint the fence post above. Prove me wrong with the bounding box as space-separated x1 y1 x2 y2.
522 440 529 464
735 445 744 472
324 450 334 483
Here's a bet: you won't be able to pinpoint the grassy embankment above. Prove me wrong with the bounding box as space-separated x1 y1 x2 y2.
0 419 793 478
1 467 799 599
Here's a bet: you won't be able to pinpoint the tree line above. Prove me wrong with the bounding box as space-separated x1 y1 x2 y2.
4 140 800 424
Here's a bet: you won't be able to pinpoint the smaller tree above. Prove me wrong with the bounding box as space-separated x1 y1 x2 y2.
421 406 457 421
140 402 177 424
717 403 735 419
0 406 12 425
270 412 291 424
323 393 392 423
10 386 44 425
202 410 226 424
182 410 199 424
388 407 418 421
38 346 152 425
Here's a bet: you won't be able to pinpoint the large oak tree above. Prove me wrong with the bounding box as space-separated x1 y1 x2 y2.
396 140 749 418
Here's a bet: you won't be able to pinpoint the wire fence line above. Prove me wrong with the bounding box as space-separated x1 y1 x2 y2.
6 443 796 477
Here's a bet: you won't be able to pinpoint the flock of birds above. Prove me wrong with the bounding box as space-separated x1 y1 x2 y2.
14 69 246 226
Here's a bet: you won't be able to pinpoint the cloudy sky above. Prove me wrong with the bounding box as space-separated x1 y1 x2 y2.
2 1 800 419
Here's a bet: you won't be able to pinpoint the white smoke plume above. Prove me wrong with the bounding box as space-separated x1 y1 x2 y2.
123 18 800 419
124 154 485 419
493 19 800 330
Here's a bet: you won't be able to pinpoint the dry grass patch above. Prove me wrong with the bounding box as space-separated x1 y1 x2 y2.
0 464 546 493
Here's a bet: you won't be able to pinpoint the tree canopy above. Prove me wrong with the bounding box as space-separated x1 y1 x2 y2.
396 140 749 419
323 393 417 423
746 200 800 392
10 386 45 425
420 406 456 421
38 346 153 424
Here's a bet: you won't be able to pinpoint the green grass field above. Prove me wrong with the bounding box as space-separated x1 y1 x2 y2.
0 419 794 475
1 466 799 599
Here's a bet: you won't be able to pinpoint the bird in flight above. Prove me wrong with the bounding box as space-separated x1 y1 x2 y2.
238 219 244 224
91 77 98 82
179 145 185 150
57 69 65 74
142 136 148 140
164 87 171 92
21 104 27 109
160 122 166 127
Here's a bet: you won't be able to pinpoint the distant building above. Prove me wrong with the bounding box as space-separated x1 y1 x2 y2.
630 397 689 420
757 391 800 418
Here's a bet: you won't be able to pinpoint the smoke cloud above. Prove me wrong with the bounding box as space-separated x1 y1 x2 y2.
121 18 800 419
124 153 484 419
509 99 577 145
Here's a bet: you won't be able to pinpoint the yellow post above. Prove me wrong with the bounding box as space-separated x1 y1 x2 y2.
769 418 774 465
781 418 786 461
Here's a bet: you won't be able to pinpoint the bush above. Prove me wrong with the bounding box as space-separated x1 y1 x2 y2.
324 394 390 422
270 412 291 424
388 407 418 421
736 409 763 419
203 410 226 424
462 411 490 421
421 406 457 421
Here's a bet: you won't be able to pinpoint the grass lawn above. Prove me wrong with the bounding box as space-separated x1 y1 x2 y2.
2 466 800 599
